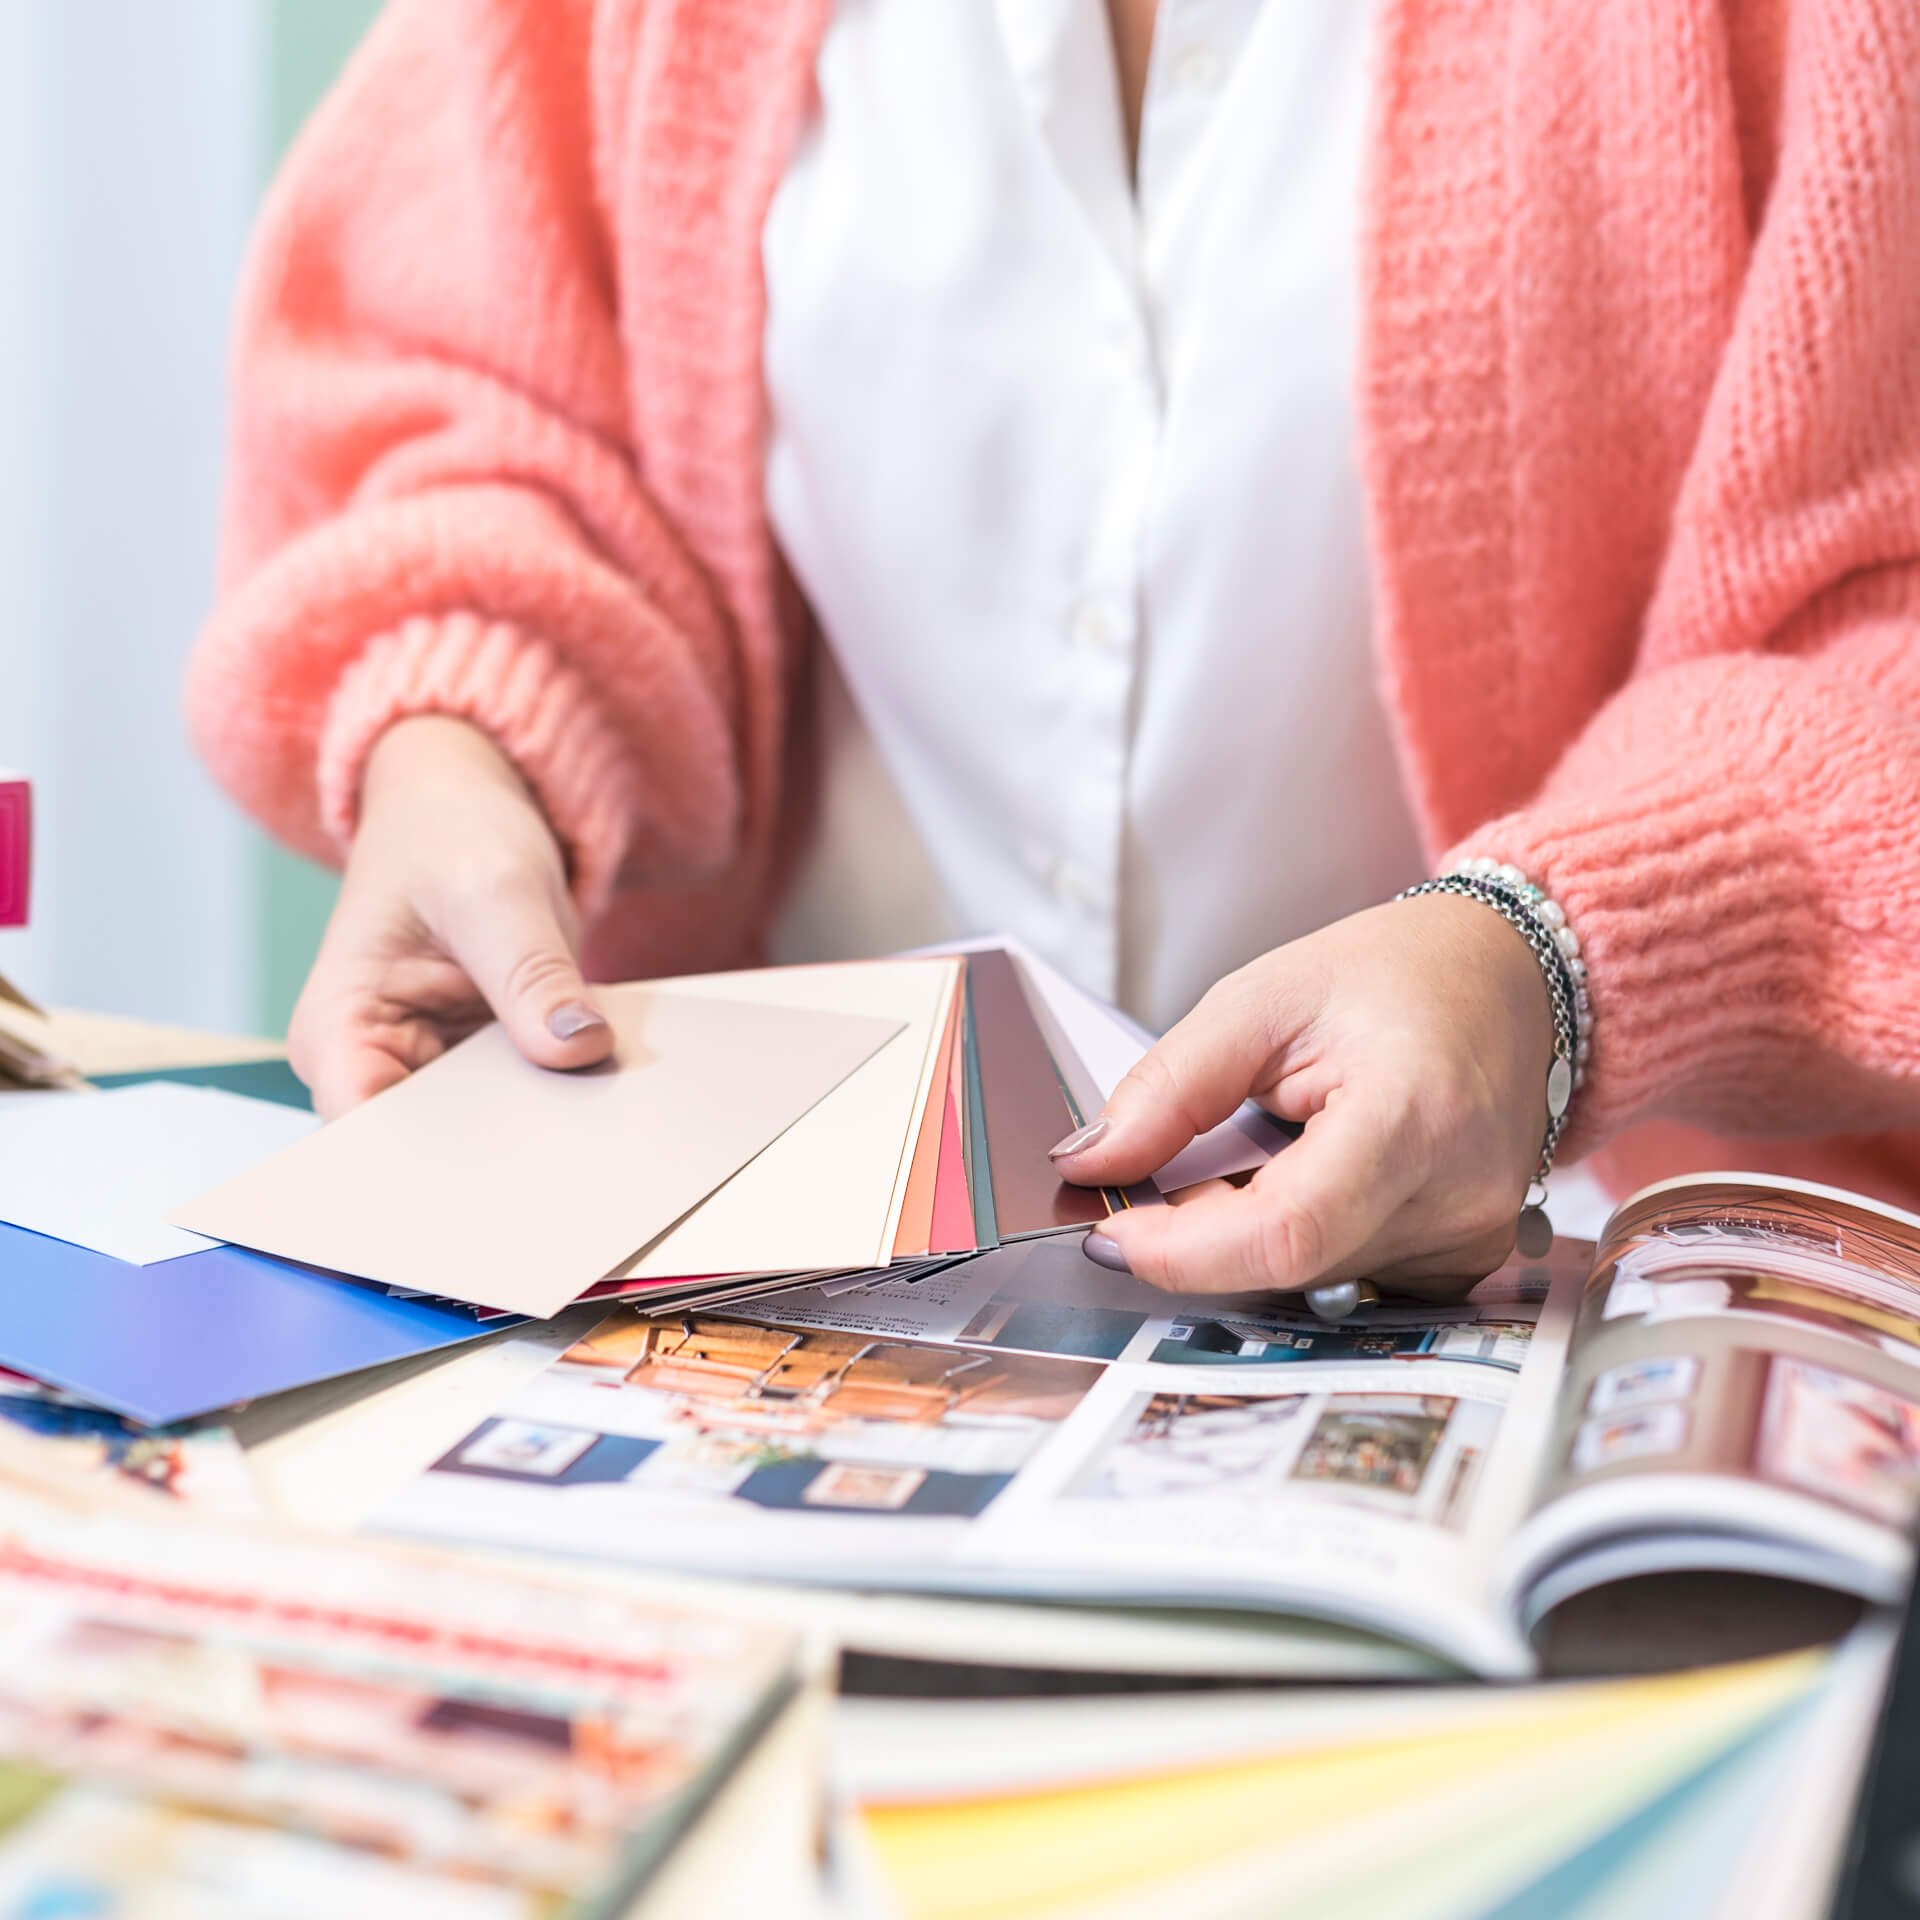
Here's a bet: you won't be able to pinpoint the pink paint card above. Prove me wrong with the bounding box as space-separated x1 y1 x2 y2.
0 773 28 928
929 1081 975 1254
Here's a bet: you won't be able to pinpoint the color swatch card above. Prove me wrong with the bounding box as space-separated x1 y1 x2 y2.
0 769 27 927
0 1223 502 1427
174 986 904 1318
0 1082 319 1265
961 947 1108 1237
607 958 959 1282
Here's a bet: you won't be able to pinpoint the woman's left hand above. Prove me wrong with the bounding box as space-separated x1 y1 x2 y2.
1052 894 1557 1297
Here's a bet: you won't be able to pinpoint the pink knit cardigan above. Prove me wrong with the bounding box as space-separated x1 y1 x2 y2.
189 0 1920 1204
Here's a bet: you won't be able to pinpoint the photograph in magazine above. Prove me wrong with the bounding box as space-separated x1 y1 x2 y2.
1068 1387 1497 1532
1534 1179 1920 1529
439 1311 1104 1521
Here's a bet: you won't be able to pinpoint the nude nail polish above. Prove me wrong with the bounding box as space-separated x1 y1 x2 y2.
547 1001 607 1041
1082 1230 1131 1274
1049 1117 1110 1160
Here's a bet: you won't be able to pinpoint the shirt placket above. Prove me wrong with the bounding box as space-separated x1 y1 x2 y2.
1047 291 1156 1005
1015 0 1260 1006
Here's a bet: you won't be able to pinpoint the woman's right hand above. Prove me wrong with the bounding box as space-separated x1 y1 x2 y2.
287 714 614 1117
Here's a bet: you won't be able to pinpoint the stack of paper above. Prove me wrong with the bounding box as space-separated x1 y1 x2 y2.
0 942 1280 1465
174 980 912 1318
169 945 1258 1330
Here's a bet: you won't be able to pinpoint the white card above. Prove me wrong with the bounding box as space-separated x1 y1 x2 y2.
0 1082 319 1265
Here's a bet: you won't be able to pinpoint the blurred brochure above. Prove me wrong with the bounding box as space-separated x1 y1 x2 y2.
379 1173 1920 1678
0 1428 805 1919
173 984 906 1317
0 969 79 1091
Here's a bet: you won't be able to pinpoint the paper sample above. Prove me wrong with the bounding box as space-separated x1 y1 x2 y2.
906 934 1281 1191
0 1082 319 1265
0 1221 500 1427
928 1082 974 1255
175 986 903 1317
894 988 963 1259
607 961 956 1282
964 949 1106 1236
0 767 27 927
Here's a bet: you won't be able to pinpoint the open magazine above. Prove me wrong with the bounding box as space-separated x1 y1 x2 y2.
374 1173 1920 1679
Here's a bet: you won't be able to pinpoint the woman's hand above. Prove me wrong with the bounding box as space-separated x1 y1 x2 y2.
1052 895 1555 1297
287 715 613 1117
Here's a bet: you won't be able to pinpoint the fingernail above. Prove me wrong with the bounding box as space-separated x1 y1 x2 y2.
1082 1230 1131 1274
547 1001 607 1041
1049 1118 1110 1161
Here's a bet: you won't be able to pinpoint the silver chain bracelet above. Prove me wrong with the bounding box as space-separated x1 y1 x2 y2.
1396 860 1592 1261
1305 860 1594 1320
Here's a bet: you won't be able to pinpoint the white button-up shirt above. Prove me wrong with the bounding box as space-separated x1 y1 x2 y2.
763 0 1425 1033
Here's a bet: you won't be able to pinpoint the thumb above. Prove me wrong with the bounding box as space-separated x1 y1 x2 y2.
437 869 614 1072
1053 967 1297 1186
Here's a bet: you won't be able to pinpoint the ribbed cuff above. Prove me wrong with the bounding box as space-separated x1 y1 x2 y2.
318 611 637 915
1448 776 1837 1156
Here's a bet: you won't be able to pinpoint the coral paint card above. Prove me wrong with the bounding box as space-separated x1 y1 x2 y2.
893 983 964 1259
929 1081 975 1254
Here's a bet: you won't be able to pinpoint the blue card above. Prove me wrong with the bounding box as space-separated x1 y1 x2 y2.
0 1221 507 1426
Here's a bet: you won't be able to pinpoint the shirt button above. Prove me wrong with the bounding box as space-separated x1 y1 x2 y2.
1070 600 1128 659
1050 859 1101 912
1172 45 1221 93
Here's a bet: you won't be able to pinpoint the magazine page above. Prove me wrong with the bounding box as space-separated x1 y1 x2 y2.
1501 1174 1920 1629
373 1233 1590 1676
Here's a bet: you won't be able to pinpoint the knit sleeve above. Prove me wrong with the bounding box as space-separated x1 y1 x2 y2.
1449 8 1920 1156
1450 603 1920 1156
185 0 740 915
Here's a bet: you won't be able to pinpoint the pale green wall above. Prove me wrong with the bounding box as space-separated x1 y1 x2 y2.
255 0 385 1034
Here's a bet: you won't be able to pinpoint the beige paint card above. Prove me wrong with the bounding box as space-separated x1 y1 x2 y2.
173 986 903 1318
612 958 960 1281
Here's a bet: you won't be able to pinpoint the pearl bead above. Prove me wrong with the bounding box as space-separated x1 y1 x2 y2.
1539 899 1565 929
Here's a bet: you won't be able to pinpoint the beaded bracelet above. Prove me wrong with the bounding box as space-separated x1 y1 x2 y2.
1396 860 1592 1258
